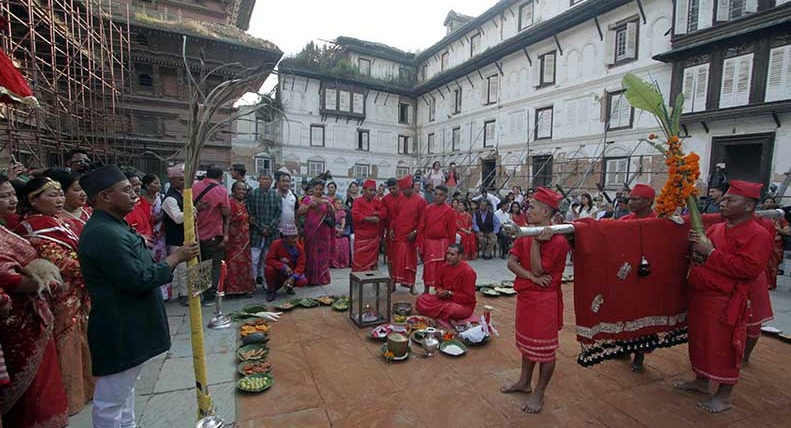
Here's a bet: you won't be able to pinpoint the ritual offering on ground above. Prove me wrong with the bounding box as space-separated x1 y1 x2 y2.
368 324 394 341
494 287 516 296
237 344 269 361
237 361 272 376
405 315 436 332
241 332 269 345
296 297 319 308
275 301 296 311
393 313 407 324
410 328 449 347
239 319 270 337
439 340 467 357
315 296 335 306
480 287 500 297
385 332 410 359
331 297 350 311
499 280 514 288
392 301 413 316
237 373 273 393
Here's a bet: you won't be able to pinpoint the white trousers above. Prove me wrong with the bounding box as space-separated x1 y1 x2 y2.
168 245 188 297
92 364 144 428
251 245 264 279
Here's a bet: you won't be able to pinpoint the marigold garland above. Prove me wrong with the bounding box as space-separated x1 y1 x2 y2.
651 135 701 217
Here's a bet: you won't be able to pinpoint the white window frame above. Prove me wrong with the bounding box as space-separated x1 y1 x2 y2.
452 127 461 151
682 63 710 113
470 33 481 57
535 51 556 86
607 90 634 130
719 52 754 108
716 0 757 22
310 124 325 147
324 88 337 110
398 103 410 124
676 0 714 35
354 164 370 179
535 107 553 140
357 129 370 151
396 166 410 178
254 156 271 176
605 21 638 65
766 44 791 103
604 157 630 189
308 160 325 178
519 1 534 31
358 58 371 76
398 135 410 154
483 120 496 147
427 133 435 154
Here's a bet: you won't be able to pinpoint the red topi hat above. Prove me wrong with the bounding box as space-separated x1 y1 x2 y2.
533 187 562 210
630 183 656 200
397 175 413 189
726 180 762 200
362 179 377 189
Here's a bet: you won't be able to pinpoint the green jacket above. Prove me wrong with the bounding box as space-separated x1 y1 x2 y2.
78 209 174 376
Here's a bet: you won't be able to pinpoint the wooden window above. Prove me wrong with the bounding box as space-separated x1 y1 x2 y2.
398 135 410 154
427 133 435 154
396 166 410 178
484 74 499 105
519 2 534 31
338 91 351 111
453 88 462 114
354 164 370 178
607 90 634 129
532 155 553 188
358 58 371 76
682 63 710 113
605 21 638 65
676 0 714 35
441 52 449 71
470 33 481 57
719 53 754 108
716 0 757 21
452 127 461 151
324 88 337 110
310 125 325 147
534 51 556 86
308 160 325 177
483 120 496 147
766 44 791 102
428 97 436 122
604 157 630 189
357 130 370 151
352 93 365 114
398 103 410 124
254 156 271 176
535 107 553 140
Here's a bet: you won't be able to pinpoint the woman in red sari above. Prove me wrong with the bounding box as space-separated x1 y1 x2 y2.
0 174 68 428
453 199 477 261
226 182 255 295
331 198 350 268
44 168 91 237
15 177 93 415
297 179 336 285
510 202 528 227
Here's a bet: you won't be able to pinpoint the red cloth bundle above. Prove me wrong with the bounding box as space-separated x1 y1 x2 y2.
572 218 691 366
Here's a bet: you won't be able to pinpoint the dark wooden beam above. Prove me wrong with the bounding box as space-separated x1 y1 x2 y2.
522 47 532 66
553 34 563 56
466 74 475 89
636 0 647 24
594 16 604 41
772 111 781 128
494 60 504 76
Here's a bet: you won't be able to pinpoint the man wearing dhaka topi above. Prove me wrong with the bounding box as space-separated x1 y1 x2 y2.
389 175 426 293
351 179 384 272
676 180 773 412
417 185 457 294
501 187 569 413
415 244 476 324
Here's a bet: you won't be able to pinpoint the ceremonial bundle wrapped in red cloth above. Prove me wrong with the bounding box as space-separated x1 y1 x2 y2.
572 217 691 366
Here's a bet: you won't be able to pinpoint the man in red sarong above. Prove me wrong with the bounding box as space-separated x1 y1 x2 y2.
417 185 457 293
677 180 773 413
415 244 476 323
619 183 658 221
743 215 776 365
352 179 384 272
389 175 426 293
381 178 399 269
617 183 657 372
263 223 308 301
501 187 569 414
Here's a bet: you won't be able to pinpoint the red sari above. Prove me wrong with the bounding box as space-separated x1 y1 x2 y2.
300 196 334 285
0 225 68 428
16 214 94 414
510 234 569 362
225 199 254 294
351 196 383 272
456 211 477 260
418 203 456 287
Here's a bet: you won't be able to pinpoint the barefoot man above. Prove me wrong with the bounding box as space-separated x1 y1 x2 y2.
390 175 426 293
415 244 477 324
501 187 569 413
417 185 457 294
676 180 773 412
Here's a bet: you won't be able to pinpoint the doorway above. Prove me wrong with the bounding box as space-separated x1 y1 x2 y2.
709 133 774 186
481 159 496 190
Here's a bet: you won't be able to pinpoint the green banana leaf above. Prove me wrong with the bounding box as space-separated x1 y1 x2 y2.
622 73 670 137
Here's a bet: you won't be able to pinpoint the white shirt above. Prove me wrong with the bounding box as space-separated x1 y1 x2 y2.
279 189 297 228
494 209 512 226
472 193 501 208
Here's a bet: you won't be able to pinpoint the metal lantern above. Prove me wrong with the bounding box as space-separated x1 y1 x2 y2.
349 270 392 328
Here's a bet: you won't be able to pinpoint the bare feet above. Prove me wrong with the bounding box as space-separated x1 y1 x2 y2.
673 379 709 394
697 396 731 413
631 353 645 373
500 381 532 394
521 391 544 413
741 359 750 367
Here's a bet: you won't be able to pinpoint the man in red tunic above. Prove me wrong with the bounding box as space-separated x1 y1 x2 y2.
745 216 777 365
263 223 307 301
389 175 426 293
677 180 773 412
417 185 457 293
501 187 569 414
619 183 658 220
415 244 476 323
352 179 384 272
617 183 657 372
381 178 399 269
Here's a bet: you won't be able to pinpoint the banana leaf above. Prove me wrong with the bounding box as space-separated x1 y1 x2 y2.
622 73 670 137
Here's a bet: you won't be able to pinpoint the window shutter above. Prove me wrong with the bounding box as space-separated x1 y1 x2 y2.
481 79 489 104
694 64 709 112
531 65 541 87
544 53 556 84
682 67 696 113
604 30 615 65
719 57 737 108
619 96 632 127
745 0 757 13
734 53 753 106
716 0 730 21
766 46 790 103
675 0 689 35
624 22 638 59
699 0 714 30
491 75 499 103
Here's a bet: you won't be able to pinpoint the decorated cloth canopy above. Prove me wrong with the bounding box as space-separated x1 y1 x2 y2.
0 49 38 106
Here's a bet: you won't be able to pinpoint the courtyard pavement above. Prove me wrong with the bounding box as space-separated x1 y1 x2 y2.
69 258 791 428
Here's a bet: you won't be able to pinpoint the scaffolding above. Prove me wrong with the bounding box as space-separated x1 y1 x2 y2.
0 0 130 168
